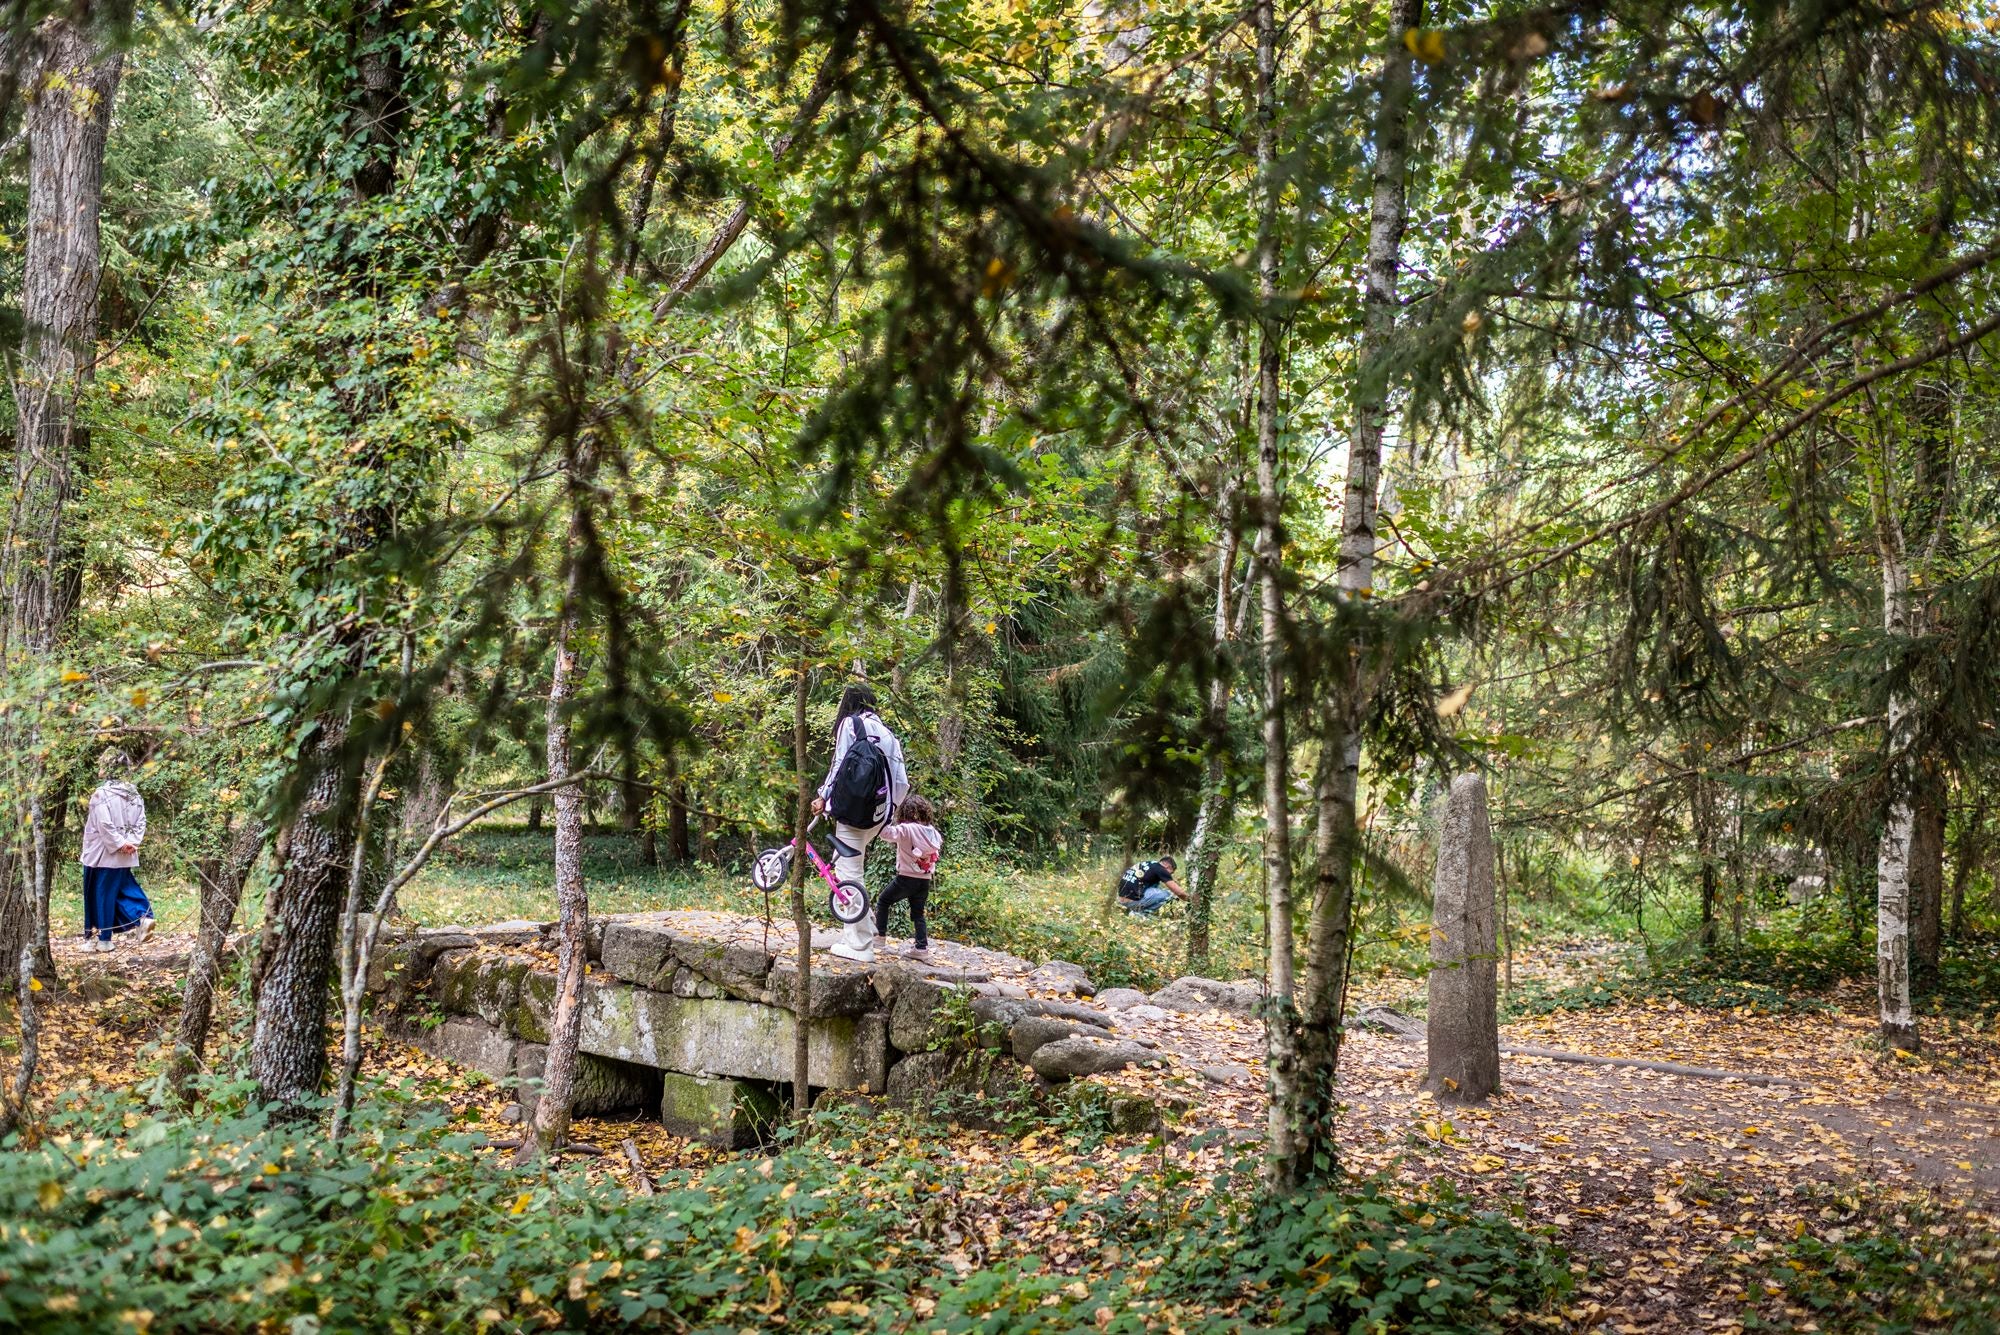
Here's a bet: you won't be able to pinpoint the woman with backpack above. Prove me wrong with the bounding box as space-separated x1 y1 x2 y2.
812 683 908 963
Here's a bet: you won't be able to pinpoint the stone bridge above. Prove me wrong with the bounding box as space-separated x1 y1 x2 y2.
367 910 1263 1147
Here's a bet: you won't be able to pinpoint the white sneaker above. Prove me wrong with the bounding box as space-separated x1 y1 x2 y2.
131 917 153 946
828 943 876 963
79 938 99 954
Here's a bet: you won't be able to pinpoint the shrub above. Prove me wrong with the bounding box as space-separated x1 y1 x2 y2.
0 1088 1572 1334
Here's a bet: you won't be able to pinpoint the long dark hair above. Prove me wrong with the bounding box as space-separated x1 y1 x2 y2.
833 683 878 737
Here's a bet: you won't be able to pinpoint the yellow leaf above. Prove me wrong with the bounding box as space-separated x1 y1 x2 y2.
27 977 41 992
60 671 89 684
261 1163 281 1177
1434 682 1474 718
128 689 150 708
509 1191 533 1215
712 690 734 704
37 1180 63 1211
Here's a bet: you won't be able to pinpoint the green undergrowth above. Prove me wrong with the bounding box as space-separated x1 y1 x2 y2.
0 1084 1572 1334
1728 1188 2000 1333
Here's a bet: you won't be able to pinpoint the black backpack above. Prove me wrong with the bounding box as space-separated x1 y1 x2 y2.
827 714 889 827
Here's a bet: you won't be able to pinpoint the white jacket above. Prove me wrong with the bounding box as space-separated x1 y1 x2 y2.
81 780 147 869
817 711 909 827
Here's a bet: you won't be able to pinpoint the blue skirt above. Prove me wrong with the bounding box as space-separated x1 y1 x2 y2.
82 865 152 942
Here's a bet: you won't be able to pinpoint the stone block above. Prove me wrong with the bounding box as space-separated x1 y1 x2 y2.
889 976 977 1054
577 981 884 1090
1024 997 1114 1026
884 1051 1039 1129
1058 1082 1162 1135
513 1044 662 1118
659 1073 782 1149
436 953 530 1028
768 956 880 1017
1094 987 1149 1010
669 932 774 1001
1025 960 1096 997
1009 1015 1112 1064
1028 1036 1161 1082
869 961 992 1006
1150 976 1261 1018
466 919 550 947
600 922 678 989
408 1015 516 1081
509 969 558 1043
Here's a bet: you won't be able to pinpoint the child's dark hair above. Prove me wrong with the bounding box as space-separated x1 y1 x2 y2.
1160 855 1177 871
901 792 935 824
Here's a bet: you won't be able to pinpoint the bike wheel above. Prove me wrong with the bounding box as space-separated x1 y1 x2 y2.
828 879 870 924
750 845 793 892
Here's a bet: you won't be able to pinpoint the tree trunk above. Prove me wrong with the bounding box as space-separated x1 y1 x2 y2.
250 729 356 1113
1948 794 1986 942
1284 0 1422 1188
169 820 267 1101
1910 781 1944 984
249 0 413 1116
526 798 545 833
668 773 691 864
1249 0 1303 1186
789 665 813 1117
518 495 593 1163
1186 485 1241 976
1875 522 1920 1051
0 16 122 996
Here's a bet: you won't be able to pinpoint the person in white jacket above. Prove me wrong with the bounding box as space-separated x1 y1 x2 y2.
80 748 154 952
811 683 907 963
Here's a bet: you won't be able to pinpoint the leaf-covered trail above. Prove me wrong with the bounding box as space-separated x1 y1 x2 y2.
19 930 1999 1332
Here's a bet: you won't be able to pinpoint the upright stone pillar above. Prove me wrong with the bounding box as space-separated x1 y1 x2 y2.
1426 772 1500 1102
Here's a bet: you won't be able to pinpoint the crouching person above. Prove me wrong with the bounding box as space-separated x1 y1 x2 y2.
80 747 154 953
1116 856 1185 915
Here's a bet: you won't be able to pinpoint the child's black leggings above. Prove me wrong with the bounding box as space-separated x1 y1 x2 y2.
874 875 932 949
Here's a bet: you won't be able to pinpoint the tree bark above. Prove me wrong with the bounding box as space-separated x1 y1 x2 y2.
1910 780 1944 983
1249 0 1304 1186
1285 0 1422 1187
0 15 121 996
249 0 413 1115
1948 794 1985 942
518 486 594 1163
1185 484 1242 976
1875 519 1920 1051
668 772 691 863
169 819 267 1101
251 729 356 1113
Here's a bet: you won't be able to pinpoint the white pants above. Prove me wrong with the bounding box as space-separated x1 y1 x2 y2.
832 821 881 955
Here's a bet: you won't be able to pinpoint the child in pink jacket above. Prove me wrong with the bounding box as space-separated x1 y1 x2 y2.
873 793 943 960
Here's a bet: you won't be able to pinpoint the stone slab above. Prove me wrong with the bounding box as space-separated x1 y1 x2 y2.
405 1015 516 1081
513 1044 663 1118
768 956 880 1018
576 980 885 1091
659 1073 783 1149
435 953 530 1029
1150 976 1261 1017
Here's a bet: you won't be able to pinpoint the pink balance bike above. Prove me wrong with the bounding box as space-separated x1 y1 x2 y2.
750 816 871 925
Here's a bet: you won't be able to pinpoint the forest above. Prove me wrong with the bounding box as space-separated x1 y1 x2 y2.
1 0 1998 1330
